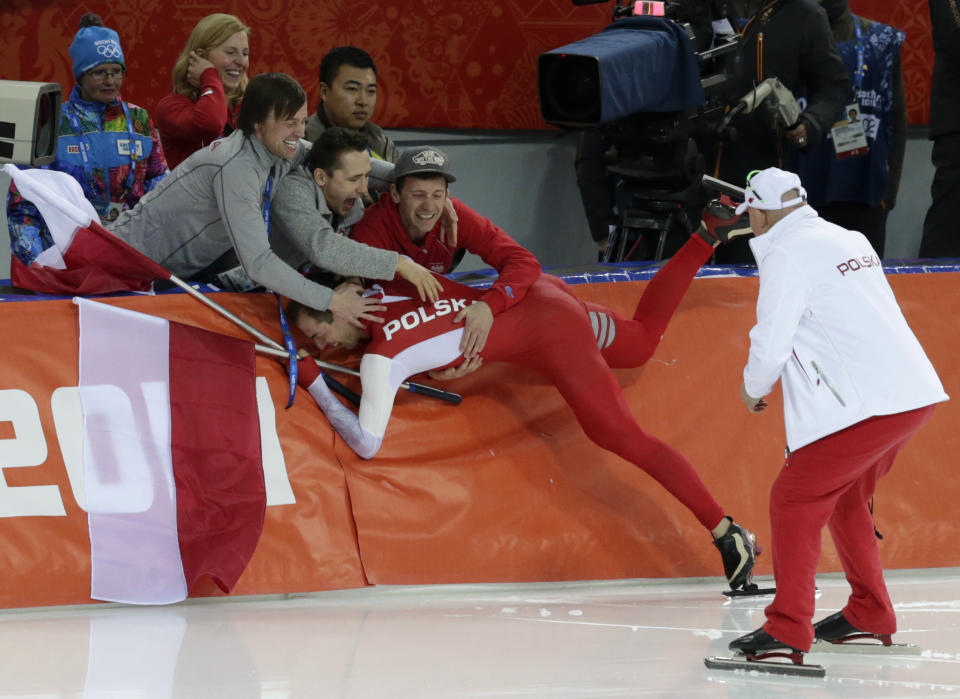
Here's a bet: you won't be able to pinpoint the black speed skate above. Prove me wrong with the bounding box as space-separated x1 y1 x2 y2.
713 518 765 594
697 196 753 245
705 627 826 678
811 611 920 655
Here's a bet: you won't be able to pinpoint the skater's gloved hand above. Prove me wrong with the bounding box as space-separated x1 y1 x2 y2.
740 382 768 412
705 194 739 220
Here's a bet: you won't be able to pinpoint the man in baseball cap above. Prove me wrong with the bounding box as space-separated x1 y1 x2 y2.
731 167 809 242
735 167 808 216
726 162 947 666
351 144 541 361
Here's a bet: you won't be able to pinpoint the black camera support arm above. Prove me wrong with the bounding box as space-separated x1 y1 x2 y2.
702 174 745 201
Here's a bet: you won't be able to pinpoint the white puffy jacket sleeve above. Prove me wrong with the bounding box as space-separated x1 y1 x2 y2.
298 354 407 459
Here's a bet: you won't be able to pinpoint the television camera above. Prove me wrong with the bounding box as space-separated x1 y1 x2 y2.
538 1 797 261
0 81 62 167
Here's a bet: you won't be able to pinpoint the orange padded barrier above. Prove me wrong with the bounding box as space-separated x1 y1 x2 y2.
0 272 957 608
338 273 960 584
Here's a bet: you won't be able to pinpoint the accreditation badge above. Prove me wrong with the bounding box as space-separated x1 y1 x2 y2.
215 265 262 293
831 103 869 159
117 139 144 161
104 202 124 222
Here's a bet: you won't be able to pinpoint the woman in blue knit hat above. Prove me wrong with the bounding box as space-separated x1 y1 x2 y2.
7 12 168 267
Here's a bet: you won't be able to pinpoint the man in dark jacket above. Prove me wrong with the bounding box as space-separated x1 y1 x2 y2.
919 0 960 257
795 0 907 257
304 46 399 165
711 0 849 262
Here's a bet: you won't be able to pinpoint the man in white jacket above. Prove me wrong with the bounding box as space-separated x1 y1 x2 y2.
729 167 948 658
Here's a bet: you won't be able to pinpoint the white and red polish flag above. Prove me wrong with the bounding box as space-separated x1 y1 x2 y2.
3 164 170 294
76 298 265 604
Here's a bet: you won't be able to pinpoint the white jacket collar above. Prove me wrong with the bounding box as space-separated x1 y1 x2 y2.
748 205 818 263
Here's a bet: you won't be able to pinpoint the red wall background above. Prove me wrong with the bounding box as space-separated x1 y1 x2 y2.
0 0 934 130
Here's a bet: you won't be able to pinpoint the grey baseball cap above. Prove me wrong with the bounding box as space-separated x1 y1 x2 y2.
392 146 457 183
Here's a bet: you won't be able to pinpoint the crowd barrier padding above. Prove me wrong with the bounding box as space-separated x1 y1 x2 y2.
0 269 957 608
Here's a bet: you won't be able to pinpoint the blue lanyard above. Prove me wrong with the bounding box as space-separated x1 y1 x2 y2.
262 169 299 407
852 16 865 96
276 292 299 409
120 100 139 174
262 171 273 234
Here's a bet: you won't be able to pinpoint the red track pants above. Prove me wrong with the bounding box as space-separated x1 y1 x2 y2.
763 405 936 651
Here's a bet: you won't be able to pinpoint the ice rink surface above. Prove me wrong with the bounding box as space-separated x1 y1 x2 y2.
1 568 958 698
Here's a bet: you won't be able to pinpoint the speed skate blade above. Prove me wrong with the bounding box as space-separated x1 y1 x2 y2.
723 584 820 599
704 655 826 678
723 585 777 598
811 639 922 656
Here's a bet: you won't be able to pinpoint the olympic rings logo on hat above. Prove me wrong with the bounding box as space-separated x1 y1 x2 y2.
97 44 123 58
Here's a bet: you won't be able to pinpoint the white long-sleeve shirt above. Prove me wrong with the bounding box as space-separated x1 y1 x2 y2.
745 206 948 450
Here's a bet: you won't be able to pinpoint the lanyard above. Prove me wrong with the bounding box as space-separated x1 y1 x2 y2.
852 16 866 97
262 171 273 233
276 292 299 409
262 169 299 408
120 100 139 173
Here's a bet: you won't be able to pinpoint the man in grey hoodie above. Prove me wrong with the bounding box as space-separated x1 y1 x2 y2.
108 72 389 325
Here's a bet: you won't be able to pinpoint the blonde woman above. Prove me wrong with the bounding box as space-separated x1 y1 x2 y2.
156 13 250 168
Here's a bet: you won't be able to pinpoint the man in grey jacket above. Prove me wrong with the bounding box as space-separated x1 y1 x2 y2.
108 72 384 325
271 127 441 311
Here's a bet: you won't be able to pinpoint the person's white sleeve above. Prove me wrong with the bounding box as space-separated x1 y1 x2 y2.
301 353 406 459
743 250 808 398
302 371 382 459
357 354 407 440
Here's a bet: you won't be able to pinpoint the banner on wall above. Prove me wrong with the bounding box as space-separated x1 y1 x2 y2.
0 293 368 609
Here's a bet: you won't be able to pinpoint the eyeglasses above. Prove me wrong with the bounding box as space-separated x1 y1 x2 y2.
87 68 125 81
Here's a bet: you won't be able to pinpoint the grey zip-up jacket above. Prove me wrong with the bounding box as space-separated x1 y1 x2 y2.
107 130 355 310
271 165 399 311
